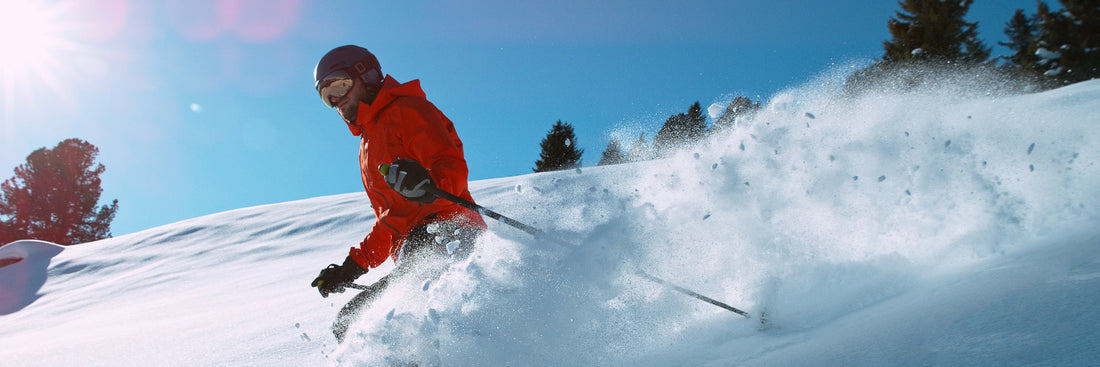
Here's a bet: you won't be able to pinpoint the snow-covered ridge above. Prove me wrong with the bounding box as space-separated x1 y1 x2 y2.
2 79 1098 366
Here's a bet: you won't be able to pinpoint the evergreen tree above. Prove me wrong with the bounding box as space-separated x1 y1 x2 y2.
713 96 761 131
597 139 626 166
1001 9 1041 68
1032 0 1100 84
997 8 1061 90
1033 2 1074 82
1060 0 1100 82
628 133 652 162
882 0 991 63
846 0 993 94
533 120 584 172
654 102 707 156
0 139 119 246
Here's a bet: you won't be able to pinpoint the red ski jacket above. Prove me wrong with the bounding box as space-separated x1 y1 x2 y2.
346 75 486 269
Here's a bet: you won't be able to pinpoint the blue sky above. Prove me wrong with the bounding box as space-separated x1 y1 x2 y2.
1 0 1053 236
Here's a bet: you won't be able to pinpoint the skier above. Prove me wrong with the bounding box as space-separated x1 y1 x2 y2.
309 45 487 341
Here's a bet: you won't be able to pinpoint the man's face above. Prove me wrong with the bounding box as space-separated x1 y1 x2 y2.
332 79 367 123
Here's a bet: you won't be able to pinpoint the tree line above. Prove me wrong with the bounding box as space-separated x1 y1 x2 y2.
533 0 1098 172
847 0 1098 93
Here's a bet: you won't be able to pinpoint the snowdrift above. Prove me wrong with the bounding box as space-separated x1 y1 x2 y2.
0 240 64 315
1 78 1098 366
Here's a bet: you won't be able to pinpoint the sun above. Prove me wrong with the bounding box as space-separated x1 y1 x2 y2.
0 1 60 69
0 0 74 117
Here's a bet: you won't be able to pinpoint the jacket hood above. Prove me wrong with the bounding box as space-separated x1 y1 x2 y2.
347 75 426 136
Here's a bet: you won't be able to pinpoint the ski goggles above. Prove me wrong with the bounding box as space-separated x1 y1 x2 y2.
317 70 354 108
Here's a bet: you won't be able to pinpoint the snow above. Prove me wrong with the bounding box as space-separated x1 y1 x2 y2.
0 240 64 315
1035 47 1062 60
2 78 1099 366
708 102 724 119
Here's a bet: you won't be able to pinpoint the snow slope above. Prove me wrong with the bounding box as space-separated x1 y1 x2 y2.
1 78 1098 366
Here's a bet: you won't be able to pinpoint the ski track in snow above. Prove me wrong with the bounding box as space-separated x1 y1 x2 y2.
1 77 1099 366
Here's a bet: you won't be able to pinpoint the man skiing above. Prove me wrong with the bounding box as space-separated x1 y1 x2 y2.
309 45 486 341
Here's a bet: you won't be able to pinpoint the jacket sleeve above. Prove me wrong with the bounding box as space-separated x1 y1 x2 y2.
349 208 399 269
397 100 470 197
349 132 400 270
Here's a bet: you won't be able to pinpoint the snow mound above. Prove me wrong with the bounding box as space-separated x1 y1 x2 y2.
0 240 64 315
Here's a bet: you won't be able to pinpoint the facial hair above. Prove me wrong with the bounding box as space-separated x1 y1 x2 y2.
339 101 358 123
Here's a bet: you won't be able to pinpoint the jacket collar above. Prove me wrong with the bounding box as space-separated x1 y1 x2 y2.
347 75 425 136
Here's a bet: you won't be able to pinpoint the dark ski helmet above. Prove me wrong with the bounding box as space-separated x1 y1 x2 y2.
314 45 382 92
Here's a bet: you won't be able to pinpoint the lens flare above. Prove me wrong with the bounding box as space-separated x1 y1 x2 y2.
0 1 60 72
0 0 118 129
0 0 76 124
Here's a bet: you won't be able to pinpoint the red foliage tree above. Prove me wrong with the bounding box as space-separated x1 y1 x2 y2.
0 139 119 246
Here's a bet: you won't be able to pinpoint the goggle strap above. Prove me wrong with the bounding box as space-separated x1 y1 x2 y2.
361 69 380 86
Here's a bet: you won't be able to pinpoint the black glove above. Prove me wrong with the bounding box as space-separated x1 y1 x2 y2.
380 159 437 204
311 256 368 298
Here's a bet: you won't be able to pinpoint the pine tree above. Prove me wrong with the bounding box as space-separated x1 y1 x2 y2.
0 139 119 246
687 102 707 136
1033 2 1073 82
846 0 993 94
1001 9 1040 68
628 133 652 162
1032 0 1100 84
654 102 707 156
533 120 584 172
998 8 1063 90
713 97 761 131
1060 0 1100 82
882 0 991 63
597 139 626 166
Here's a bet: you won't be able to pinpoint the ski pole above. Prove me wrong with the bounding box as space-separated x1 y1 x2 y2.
424 186 575 248
635 270 750 317
379 163 574 247
438 185 748 317
382 167 749 317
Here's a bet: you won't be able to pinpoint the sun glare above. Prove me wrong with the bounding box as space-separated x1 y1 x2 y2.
0 2 55 68
0 0 66 75
0 0 75 121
